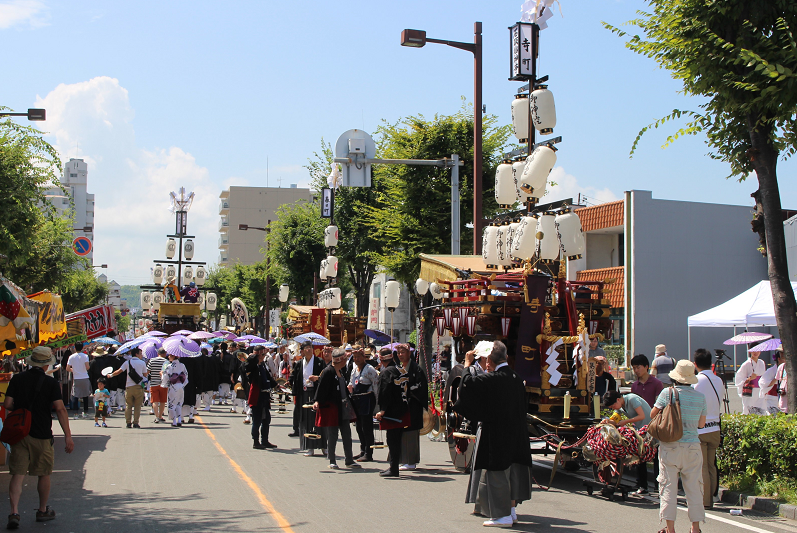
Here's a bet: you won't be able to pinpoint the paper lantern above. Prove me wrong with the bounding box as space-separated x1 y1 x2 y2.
385 280 401 310
279 284 289 303
429 282 444 300
512 160 531 203
457 306 468 324
435 316 446 336
451 316 461 337
512 216 538 260
465 315 477 337
482 226 499 268
152 292 164 311
194 266 206 286
153 264 164 285
494 163 517 208
205 293 217 311
444 307 453 330
320 258 328 279
519 145 556 201
555 211 586 260
329 287 342 309
166 238 177 259
325 256 338 279
165 265 177 281
506 222 521 261
183 239 194 260
496 225 514 267
324 225 339 248
183 266 193 284
530 86 556 135
198 292 204 308
511 95 530 142
140 292 152 308
537 214 559 260
415 278 429 296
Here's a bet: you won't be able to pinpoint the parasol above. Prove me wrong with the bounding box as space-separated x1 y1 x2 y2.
117 337 158 355
172 329 194 336
162 335 200 357
200 342 213 352
188 331 216 340
212 331 237 340
143 330 168 337
141 340 162 359
252 341 278 349
207 337 226 344
93 337 121 346
364 329 391 344
236 334 267 343
723 331 773 345
749 338 781 352
294 332 330 345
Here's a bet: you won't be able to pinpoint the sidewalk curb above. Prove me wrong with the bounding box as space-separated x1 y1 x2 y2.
718 487 797 519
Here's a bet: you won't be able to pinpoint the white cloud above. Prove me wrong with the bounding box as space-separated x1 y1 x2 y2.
0 0 48 29
544 166 620 206
34 77 221 286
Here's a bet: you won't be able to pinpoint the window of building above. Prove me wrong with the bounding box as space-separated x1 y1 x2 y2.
372 282 381 299
70 173 77 178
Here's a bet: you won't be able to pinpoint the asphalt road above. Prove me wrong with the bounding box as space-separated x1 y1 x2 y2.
1 401 792 533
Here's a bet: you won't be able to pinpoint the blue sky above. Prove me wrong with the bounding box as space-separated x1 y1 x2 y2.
2 0 794 285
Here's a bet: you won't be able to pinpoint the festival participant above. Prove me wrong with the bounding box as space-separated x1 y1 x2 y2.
146 349 168 423
234 351 251 419
246 345 276 449
179 281 199 303
593 356 616 396
602 389 654 495
349 347 378 462
454 342 533 527
216 342 233 405
110 348 127 414
650 344 676 385
196 348 217 411
288 344 302 436
375 348 405 478
108 348 148 429
776 348 789 413
296 341 325 455
395 343 428 471
161 352 188 427
66 346 92 418
630 354 664 408
734 347 767 414
314 348 360 469
759 348 786 414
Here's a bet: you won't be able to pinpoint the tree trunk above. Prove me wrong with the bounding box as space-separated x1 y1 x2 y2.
748 114 797 414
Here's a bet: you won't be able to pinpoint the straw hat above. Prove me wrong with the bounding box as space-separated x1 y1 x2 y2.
655 344 667 355
668 359 698 385
27 346 55 367
92 346 107 356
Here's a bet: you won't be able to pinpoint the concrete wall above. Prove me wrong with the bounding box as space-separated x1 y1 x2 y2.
630 190 767 364
586 233 621 270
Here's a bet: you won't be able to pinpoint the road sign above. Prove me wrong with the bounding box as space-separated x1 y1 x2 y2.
72 236 92 256
334 129 375 187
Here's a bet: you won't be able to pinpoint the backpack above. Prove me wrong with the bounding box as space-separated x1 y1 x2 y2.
1 373 46 445
647 386 683 443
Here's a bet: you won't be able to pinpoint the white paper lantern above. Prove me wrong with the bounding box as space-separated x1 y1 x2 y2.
385 280 401 310
429 282 443 300
511 95 530 142
165 265 177 282
511 216 536 261
140 292 152 308
198 292 204 308
152 292 164 311
537 214 559 260
519 145 556 201
494 163 518 208
153 264 164 285
320 258 328 279
329 287 342 309
206 293 217 312
555 211 586 259
482 226 500 267
166 238 177 259
194 265 206 286
495 225 514 267
183 239 195 260
530 86 556 135
183 266 193 284
512 160 532 203
506 221 521 261
325 256 338 279
324 225 339 248
279 284 289 303
415 278 429 296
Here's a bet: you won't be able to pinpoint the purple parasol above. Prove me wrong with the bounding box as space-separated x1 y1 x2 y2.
723 331 773 345
141 340 162 359
189 331 216 340
749 338 781 352
143 330 168 337
172 329 194 336
162 335 200 357
212 331 237 340
235 334 267 343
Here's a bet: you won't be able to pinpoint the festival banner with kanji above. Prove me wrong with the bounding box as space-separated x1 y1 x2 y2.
29 292 66 344
310 308 326 358
514 274 549 387
65 305 117 340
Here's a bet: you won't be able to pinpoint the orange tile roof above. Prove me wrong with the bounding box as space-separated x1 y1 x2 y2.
576 266 625 309
575 200 624 232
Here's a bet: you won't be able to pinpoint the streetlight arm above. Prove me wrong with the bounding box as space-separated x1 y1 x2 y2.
425 37 476 54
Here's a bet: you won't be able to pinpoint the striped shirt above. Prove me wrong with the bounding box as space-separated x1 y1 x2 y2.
147 356 167 387
654 385 706 444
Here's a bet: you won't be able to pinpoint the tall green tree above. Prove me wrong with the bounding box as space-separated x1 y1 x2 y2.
58 268 109 314
205 260 278 334
605 1 797 411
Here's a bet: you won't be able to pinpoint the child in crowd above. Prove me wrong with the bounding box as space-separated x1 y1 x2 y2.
94 378 111 427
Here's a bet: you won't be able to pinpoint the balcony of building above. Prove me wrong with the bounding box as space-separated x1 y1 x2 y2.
219 217 229 232
219 252 229 264
219 199 229 215
218 234 229 249
219 189 230 200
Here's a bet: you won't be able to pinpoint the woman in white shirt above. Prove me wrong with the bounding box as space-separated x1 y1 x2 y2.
734 348 767 414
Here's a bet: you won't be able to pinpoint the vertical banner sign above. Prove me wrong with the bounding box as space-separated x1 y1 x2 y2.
514 274 548 387
320 188 334 218
367 298 379 330
176 211 188 235
310 308 326 358
509 22 535 81
30 292 66 343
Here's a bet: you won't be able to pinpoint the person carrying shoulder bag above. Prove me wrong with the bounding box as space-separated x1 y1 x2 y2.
650 360 707 533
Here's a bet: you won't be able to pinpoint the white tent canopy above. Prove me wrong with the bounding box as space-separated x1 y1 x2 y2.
687 281 797 328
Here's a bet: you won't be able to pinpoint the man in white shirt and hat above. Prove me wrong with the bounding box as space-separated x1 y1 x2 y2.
693 348 723 509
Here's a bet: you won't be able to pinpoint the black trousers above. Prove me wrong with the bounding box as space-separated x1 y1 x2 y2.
637 454 660 490
326 423 354 465
386 428 403 473
354 416 374 457
251 398 271 444
292 399 301 432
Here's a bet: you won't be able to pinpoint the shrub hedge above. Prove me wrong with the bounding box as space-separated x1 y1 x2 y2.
717 414 797 481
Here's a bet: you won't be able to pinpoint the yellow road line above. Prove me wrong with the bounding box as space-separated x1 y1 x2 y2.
195 415 295 532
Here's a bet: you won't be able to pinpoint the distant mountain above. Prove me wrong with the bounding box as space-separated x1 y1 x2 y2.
120 285 142 308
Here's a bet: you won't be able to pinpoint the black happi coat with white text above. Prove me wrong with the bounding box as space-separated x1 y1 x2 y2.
454 365 532 472
377 361 428 430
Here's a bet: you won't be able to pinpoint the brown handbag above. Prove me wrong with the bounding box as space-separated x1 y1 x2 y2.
647 386 683 442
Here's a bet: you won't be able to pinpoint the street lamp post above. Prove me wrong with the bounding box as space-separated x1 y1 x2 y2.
401 23 483 254
239 221 271 338
0 108 46 121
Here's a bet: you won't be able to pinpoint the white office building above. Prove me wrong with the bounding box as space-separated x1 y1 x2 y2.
45 158 95 263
